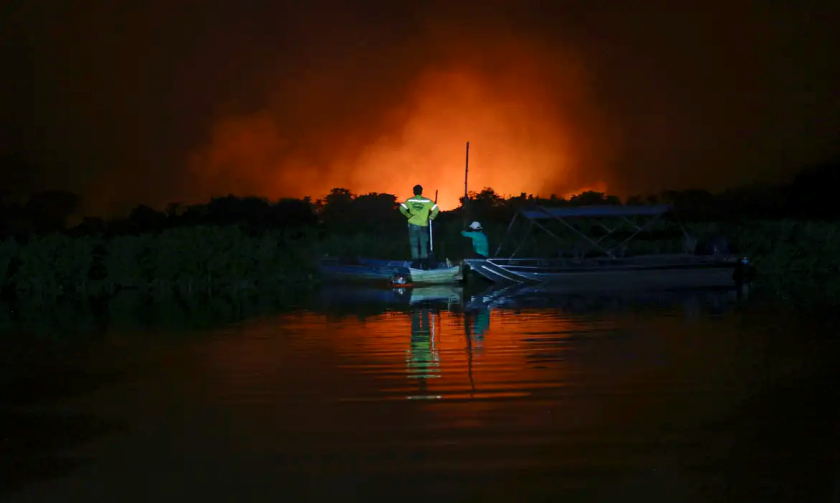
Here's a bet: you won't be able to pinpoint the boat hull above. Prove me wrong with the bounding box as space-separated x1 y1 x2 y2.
407 266 463 285
318 258 462 285
463 255 750 291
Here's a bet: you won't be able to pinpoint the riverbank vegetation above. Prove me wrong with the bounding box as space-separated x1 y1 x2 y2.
0 159 838 302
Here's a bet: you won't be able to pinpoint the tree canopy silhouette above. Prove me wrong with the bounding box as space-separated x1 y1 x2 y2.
0 157 838 238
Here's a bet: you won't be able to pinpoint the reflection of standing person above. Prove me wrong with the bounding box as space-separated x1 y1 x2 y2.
407 307 441 390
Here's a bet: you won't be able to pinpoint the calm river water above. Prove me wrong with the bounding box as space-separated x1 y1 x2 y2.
1 284 839 502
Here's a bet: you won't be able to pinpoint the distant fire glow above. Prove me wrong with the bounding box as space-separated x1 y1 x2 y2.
188 33 617 210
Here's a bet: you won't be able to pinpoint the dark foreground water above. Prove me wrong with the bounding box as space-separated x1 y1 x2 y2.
1 285 839 502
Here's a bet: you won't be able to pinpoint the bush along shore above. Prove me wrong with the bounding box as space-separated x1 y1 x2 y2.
724 220 840 301
2 157 840 304
0 218 837 303
0 226 321 299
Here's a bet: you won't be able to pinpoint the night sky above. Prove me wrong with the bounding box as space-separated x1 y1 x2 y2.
1 0 837 216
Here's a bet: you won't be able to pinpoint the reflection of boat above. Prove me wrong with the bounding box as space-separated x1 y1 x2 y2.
464 204 755 289
403 285 463 305
315 284 463 308
465 282 747 315
318 257 462 285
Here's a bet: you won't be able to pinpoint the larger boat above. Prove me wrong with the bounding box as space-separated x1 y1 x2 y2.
463 204 754 291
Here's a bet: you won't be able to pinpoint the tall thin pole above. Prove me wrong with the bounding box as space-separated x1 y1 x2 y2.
463 141 470 225
460 141 471 271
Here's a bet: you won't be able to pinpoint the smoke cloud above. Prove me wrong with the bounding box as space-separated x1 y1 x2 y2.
6 1 835 217
186 18 619 209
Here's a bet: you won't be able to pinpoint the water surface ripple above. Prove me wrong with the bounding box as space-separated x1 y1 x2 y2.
2 287 839 502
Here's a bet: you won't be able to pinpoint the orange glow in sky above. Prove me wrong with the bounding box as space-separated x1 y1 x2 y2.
187 34 616 210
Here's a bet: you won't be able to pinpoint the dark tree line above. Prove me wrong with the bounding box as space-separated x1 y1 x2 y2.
1 158 838 239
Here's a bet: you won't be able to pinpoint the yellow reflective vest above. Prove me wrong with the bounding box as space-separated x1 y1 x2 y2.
399 195 439 227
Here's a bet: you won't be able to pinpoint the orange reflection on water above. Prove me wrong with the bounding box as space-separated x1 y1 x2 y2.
192 302 767 436
323 307 586 402
194 305 631 433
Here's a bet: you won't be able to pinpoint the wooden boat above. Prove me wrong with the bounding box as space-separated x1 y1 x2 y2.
463 204 755 290
318 257 462 285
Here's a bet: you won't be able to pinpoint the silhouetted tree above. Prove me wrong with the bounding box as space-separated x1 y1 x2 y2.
350 193 403 232
787 159 840 219
205 194 271 226
321 188 355 228
178 203 209 226
272 197 317 227
24 190 81 233
164 202 184 226
2 155 837 240
128 204 166 233
569 191 619 206
71 217 108 236
0 201 34 236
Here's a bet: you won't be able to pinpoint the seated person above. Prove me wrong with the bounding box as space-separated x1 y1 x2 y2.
461 221 489 259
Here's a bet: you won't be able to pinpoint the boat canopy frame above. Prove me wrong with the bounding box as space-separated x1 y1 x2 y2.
493 204 681 259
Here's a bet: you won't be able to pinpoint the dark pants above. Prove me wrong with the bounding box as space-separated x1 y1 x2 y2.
464 248 487 259
461 249 488 285
408 223 429 260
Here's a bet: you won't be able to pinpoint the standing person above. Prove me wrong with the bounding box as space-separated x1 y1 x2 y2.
461 221 489 258
399 184 439 269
